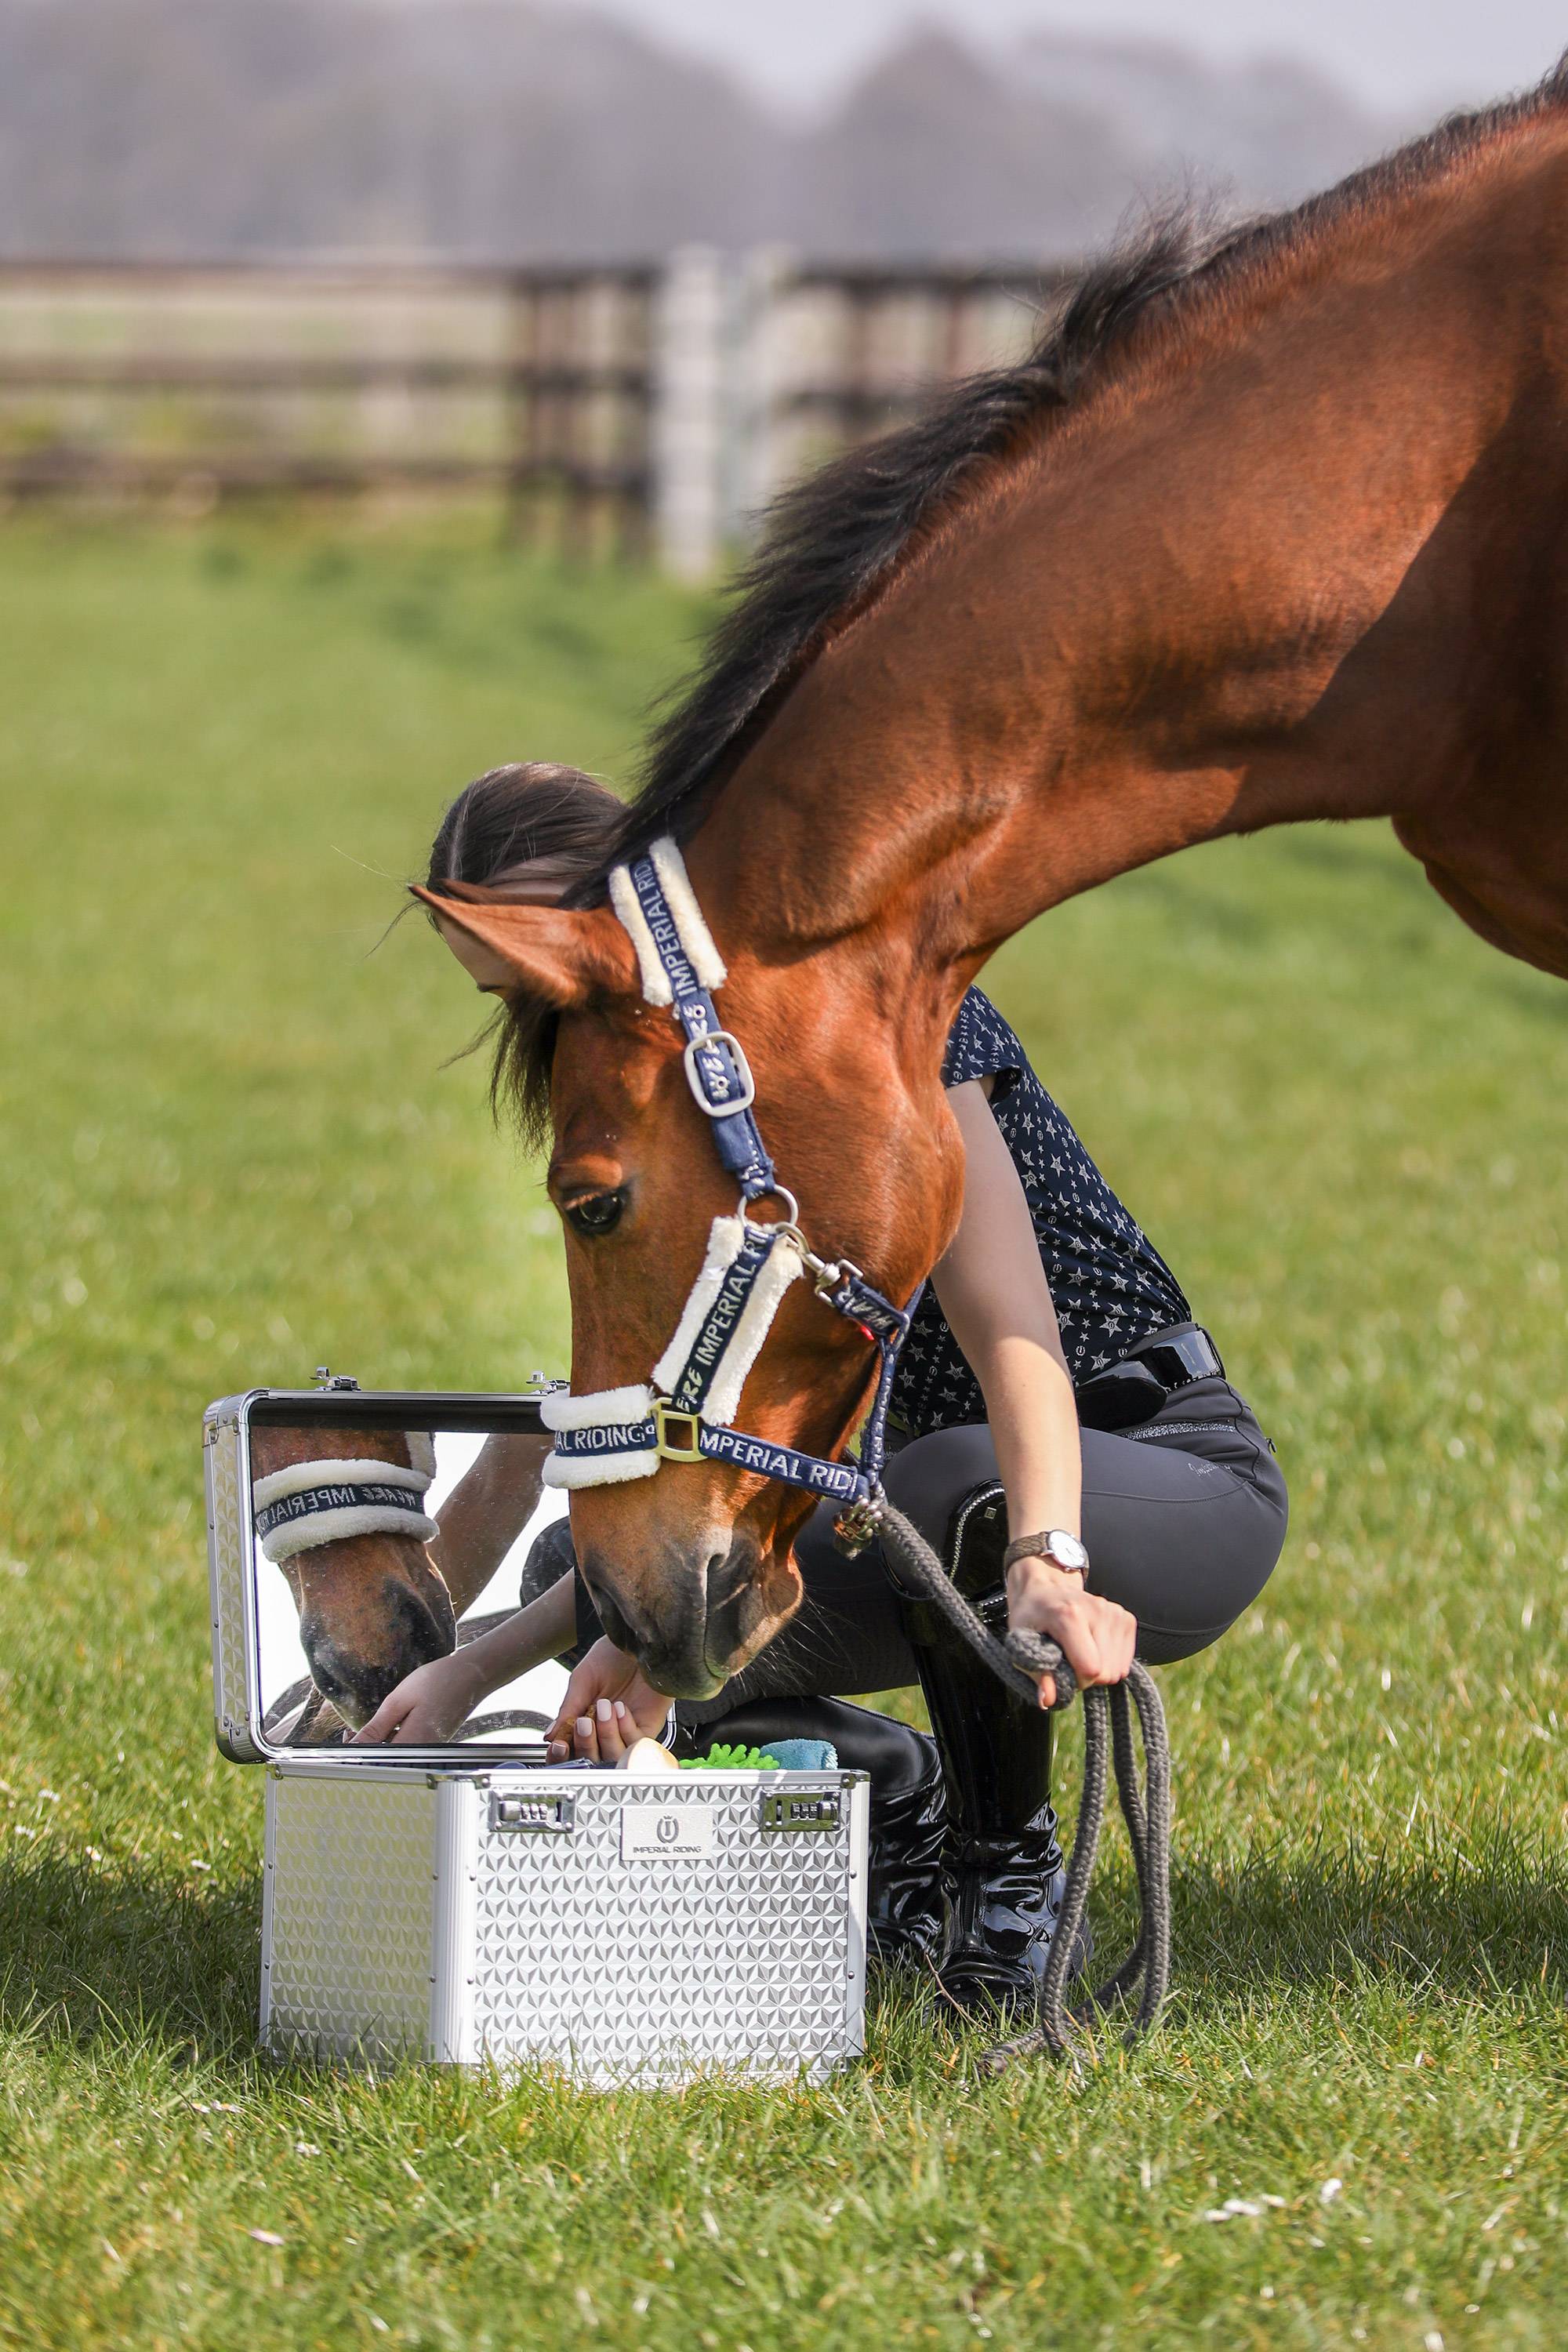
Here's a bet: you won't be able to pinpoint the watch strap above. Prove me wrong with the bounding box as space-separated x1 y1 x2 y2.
1003 1528 1088 1577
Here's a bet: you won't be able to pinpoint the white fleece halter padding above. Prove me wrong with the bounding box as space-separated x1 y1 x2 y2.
541 1445 659 1490
648 837 727 989
652 1214 804 1426
649 1214 744 1399
260 1502 441 1563
605 834 727 1007
252 1455 438 1563
251 1457 434 1508
539 1380 659 1489
539 1382 655 1432
538 1217 804 1487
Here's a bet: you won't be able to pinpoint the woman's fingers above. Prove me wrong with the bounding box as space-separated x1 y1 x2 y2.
543 1696 646 1762
1071 1602 1136 1688
552 1665 597 1733
1116 1613 1138 1679
545 1678 600 1752
591 1696 626 1762
1014 1584 1138 1701
352 1693 409 1744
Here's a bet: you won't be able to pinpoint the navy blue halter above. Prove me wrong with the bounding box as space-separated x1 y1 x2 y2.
544 848 920 1539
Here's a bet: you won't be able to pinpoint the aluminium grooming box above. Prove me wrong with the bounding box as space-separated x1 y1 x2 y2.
205 1385 870 2085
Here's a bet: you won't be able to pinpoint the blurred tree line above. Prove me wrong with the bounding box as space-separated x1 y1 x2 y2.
0 0 1397 261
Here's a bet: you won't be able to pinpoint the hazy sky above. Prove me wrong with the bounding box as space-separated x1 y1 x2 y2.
588 0 1567 115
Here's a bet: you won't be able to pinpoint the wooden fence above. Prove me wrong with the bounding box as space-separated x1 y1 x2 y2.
0 253 1068 574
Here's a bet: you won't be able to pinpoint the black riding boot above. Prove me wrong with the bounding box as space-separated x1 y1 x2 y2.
674 1695 951 1973
898 1486 1084 2020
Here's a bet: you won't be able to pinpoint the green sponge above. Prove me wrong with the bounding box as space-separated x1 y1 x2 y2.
681 1741 783 1770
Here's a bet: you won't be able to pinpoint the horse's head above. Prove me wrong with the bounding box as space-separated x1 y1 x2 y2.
250 1424 456 1727
423 886 963 1698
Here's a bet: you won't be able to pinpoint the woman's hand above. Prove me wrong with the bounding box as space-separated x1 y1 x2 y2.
557 1694 657 1766
351 1647 485 1745
546 1637 672 1762
1006 1559 1137 1711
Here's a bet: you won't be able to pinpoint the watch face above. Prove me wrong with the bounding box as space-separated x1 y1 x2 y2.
1047 1530 1090 1573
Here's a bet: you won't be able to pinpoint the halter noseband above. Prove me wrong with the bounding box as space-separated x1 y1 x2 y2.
540 837 918 1548
252 1433 439 1563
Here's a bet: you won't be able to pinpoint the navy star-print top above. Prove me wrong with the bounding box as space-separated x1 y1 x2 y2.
890 987 1192 1436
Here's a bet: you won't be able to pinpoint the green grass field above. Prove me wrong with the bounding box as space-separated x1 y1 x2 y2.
1 513 1564 2349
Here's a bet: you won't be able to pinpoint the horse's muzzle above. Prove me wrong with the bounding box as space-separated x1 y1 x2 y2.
299 1577 456 1730
582 1530 786 1701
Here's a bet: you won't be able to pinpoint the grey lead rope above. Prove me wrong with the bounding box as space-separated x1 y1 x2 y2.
874 1501 1172 2071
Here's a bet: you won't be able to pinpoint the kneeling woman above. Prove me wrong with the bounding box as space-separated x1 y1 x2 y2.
362 762 1289 2016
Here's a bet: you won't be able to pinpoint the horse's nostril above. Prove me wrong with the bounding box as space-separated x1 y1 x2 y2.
707 1545 745 1604
583 1572 641 1655
705 1539 764 1626
302 1644 375 1727
387 1581 453 1665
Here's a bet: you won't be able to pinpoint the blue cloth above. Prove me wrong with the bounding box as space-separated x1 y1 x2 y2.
891 987 1192 1433
765 1738 838 1771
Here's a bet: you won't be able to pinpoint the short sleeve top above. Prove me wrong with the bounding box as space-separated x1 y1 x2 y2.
890 987 1192 1436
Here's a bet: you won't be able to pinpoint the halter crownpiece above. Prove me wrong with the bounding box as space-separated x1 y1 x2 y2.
252 1433 438 1563
542 836 920 1534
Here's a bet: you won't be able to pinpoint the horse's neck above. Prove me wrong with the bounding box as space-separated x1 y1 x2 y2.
693 132 1568 981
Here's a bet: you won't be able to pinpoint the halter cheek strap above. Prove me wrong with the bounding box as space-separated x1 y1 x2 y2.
543 836 919 1533
608 840 776 1200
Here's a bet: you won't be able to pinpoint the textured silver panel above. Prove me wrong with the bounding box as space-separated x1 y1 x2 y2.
263 1771 437 2061
467 1776 866 2085
205 1406 260 1762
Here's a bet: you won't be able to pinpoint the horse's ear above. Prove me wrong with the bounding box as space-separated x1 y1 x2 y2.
412 886 640 1006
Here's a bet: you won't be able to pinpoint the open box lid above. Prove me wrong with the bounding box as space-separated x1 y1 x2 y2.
204 1381 569 1767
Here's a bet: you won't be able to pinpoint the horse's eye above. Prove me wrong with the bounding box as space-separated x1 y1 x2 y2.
564 1189 626 1237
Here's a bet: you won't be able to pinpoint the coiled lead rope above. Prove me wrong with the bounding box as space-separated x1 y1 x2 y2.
875 1501 1172 2071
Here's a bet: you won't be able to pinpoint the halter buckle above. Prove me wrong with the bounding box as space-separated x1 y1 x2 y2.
682 1029 756 1116
653 1400 706 1463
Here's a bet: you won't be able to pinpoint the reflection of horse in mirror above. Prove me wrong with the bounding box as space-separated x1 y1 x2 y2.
250 1425 456 1730
425 68 1568 1697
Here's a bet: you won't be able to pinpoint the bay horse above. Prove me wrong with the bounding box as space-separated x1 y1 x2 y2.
423 64 1568 1698
249 1423 456 1731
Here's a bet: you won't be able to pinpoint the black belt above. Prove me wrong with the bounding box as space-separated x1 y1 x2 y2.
1074 1324 1225 1434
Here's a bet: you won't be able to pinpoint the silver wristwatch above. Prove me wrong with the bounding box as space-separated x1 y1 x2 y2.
1003 1527 1090 1578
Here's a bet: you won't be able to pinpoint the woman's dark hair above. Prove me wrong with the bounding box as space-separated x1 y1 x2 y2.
427 761 622 895
426 762 622 1145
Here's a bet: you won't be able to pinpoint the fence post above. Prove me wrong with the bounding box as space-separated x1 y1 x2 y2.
652 245 724 581
723 244 793 549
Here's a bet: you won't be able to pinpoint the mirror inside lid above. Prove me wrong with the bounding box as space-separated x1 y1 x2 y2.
205 1380 570 1765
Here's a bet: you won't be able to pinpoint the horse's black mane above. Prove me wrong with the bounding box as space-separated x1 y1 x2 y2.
595 54 1568 876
